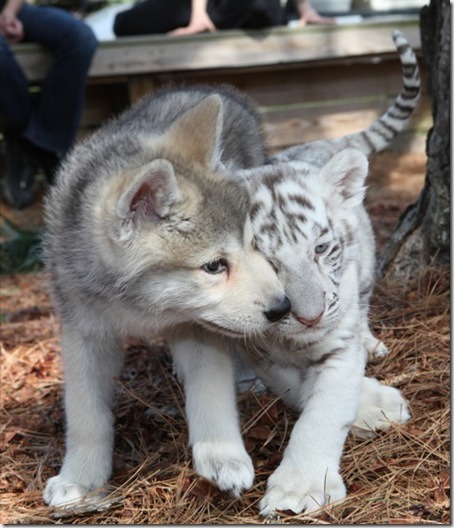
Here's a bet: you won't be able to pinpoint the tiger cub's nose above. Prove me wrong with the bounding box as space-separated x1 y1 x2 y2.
264 296 292 322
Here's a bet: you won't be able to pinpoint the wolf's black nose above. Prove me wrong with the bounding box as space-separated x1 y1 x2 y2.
264 296 292 322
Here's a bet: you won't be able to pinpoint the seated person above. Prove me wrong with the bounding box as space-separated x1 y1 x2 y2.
0 0 97 208
113 0 334 37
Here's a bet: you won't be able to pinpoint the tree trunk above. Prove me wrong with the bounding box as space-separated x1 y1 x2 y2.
377 0 451 280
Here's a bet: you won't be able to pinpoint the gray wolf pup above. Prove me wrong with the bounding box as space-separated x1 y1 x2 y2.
43 85 290 508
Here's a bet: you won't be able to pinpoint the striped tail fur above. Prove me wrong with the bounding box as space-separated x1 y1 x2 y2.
271 31 421 166
352 30 421 155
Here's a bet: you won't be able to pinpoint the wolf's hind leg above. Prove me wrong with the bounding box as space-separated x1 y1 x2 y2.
352 376 410 438
170 327 253 497
44 322 124 509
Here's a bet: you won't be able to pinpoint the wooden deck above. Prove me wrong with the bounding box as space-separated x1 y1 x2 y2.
13 15 430 153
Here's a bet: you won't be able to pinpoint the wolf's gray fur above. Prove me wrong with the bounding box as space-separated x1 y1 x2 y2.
43 85 289 508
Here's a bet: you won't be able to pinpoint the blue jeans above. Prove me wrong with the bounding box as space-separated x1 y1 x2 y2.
0 4 97 157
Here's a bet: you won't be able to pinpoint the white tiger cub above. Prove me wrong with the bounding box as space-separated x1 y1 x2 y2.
231 30 419 515
173 31 419 515
271 30 420 360
237 149 406 515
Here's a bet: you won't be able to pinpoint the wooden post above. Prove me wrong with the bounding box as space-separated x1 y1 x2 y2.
128 75 158 103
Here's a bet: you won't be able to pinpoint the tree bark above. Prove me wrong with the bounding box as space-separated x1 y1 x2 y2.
377 0 451 280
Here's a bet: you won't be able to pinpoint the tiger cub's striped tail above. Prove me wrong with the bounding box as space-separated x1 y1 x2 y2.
351 30 421 155
271 31 421 166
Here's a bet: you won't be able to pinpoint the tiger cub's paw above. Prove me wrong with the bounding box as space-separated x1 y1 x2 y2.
353 377 410 438
259 463 346 517
362 331 389 359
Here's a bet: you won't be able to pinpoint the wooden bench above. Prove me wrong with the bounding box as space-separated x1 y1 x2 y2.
13 15 430 153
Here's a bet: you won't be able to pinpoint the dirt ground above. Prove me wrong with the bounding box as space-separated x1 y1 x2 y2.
0 150 450 524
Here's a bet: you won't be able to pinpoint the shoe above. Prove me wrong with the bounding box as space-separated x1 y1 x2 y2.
22 139 61 185
2 132 39 209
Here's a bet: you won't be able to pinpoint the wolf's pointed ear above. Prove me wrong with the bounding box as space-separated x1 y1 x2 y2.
320 148 368 207
117 159 181 224
166 94 223 168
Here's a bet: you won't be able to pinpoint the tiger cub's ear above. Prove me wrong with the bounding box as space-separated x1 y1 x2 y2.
319 148 369 207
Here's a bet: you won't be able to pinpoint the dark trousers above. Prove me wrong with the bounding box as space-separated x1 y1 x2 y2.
114 0 285 37
0 4 97 157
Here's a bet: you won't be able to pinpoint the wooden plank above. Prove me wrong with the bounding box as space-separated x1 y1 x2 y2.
152 56 427 108
12 16 420 82
89 22 420 76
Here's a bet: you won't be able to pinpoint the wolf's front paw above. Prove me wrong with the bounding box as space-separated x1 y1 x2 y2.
353 378 410 436
44 475 89 507
192 441 254 497
44 475 108 510
259 464 346 516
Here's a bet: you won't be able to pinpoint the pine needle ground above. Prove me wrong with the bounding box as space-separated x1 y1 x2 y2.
0 152 449 524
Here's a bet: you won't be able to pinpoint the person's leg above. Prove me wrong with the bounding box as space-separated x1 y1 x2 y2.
242 0 285 29
0 36 32 132
207 0 255 29
0 36 39 208
18 4 97 160
114 0 191 36
1 129 38 209
210 0 284 30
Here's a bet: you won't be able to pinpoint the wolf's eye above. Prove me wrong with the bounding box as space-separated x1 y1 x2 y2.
202 258 228 274
315 243 329 255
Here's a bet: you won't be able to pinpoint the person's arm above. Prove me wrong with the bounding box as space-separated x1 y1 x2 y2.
168 0 216 36
0 0 26 43
294 0 335 26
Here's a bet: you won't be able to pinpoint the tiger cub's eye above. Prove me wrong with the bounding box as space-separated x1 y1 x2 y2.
315 243 329 255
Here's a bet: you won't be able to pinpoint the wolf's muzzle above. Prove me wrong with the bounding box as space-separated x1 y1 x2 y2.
264 296 291 322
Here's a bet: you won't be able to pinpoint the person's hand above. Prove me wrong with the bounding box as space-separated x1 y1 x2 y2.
168 9 216 36
297 0 335 26
0 10 24 43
